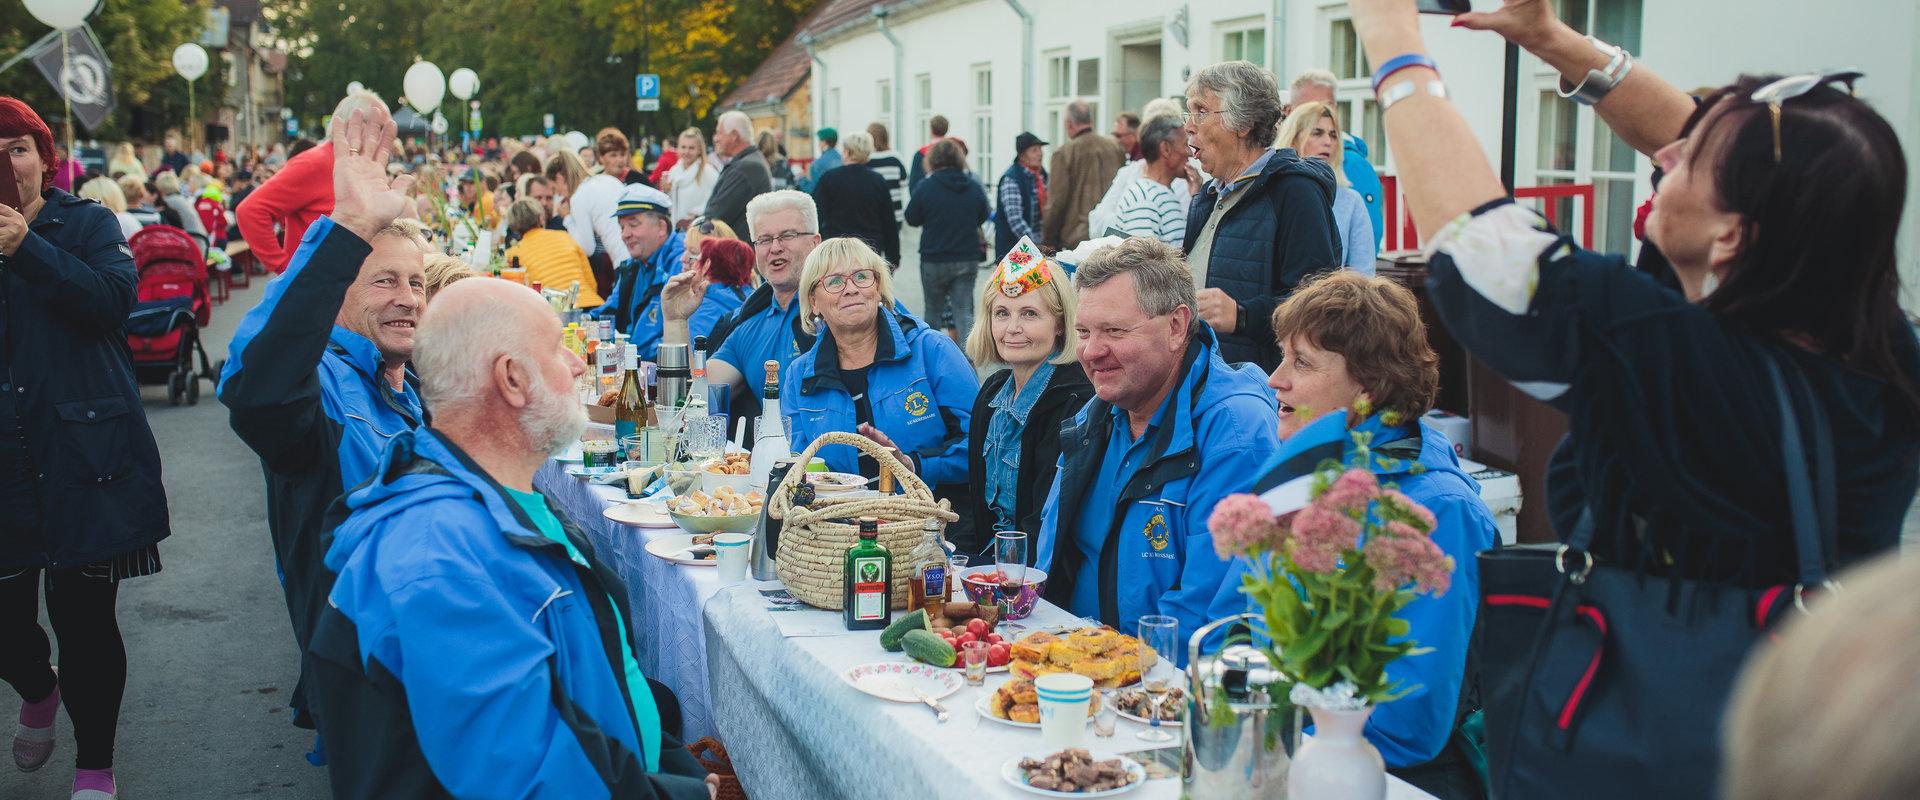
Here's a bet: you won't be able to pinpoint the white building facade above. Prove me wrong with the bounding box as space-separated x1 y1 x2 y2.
803 0 1920 294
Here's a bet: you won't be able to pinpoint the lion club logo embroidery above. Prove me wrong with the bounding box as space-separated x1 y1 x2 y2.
904 391 931 417
1144 512 1170 552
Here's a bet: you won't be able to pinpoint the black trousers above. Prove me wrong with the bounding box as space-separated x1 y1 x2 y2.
0 566 127 770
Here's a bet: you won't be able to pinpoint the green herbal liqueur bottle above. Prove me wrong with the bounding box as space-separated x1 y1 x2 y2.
843 517 893 630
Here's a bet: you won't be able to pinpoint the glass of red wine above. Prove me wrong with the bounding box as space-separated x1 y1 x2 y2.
993 531 1028 618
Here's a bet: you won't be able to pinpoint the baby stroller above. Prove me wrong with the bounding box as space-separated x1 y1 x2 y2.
126 226 218 405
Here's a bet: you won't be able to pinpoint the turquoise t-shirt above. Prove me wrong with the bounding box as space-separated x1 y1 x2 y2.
504 486 663 772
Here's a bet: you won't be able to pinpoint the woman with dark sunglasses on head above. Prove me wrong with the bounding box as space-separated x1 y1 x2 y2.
1345 0 1920 796
682 233 756 344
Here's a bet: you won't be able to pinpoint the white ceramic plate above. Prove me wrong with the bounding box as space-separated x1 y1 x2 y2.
1110 684 1185 727
973 693 1093 729
803 471 870 492
555 440 584 463
840 661 964 703
644 533 717 566
568 465 621 479
604 501 676 528
1000 750 1147 797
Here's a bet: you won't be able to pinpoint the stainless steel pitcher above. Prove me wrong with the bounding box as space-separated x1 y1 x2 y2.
1184 613 1295 798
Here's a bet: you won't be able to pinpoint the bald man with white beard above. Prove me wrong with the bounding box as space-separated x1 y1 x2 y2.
306 279 718 799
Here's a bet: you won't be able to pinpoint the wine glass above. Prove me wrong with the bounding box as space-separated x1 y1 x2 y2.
993 531 1028 619
1136 615 1179 743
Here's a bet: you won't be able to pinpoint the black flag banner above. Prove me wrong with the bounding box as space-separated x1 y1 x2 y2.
28 27 115 132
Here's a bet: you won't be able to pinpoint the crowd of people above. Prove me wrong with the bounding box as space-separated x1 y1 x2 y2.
2 0 1919 798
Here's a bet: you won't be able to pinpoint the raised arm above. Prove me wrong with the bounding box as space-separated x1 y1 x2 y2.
1456 0 1698 158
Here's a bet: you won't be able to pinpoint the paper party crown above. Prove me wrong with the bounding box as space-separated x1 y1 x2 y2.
993 235 1055 298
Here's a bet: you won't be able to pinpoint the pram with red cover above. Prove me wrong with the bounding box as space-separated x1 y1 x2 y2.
125 226 217 405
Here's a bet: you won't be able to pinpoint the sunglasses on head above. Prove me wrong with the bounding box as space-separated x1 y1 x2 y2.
690 216 715 236
1749 68 1863 163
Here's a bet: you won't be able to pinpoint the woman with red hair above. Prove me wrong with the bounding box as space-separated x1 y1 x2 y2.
684 227 755 343
0 96 169 800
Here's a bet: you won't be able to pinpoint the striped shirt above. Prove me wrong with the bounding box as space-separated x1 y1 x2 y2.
870 152 908 224
1110 178 1185 244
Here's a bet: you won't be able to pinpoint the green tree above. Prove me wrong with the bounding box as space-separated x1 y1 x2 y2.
0 0 219 142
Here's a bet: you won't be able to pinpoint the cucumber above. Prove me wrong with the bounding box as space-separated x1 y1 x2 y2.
880 609 930 652
902 628 957 667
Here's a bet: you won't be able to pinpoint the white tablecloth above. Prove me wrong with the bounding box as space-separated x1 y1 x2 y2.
703 585 1435 800
535 460 727 743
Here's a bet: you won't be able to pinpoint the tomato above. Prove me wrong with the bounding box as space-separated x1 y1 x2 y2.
956 632 978 646
987 643 1011 667
966 618 990 637
985 633 1003 644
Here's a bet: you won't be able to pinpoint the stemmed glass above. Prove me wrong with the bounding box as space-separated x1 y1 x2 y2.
1136 615 1179 743
993 531 1027 620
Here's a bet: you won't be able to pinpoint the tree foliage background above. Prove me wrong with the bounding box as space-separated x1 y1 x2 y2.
0 0 227 142
268 0 816 139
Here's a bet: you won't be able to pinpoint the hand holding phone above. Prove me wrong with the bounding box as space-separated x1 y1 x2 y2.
1418 0 1472 13
0 155 22 212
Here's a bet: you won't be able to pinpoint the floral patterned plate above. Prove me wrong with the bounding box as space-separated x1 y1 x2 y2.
840 661 964 703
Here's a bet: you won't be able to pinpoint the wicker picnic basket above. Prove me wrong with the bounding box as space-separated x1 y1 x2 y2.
766 431 958 610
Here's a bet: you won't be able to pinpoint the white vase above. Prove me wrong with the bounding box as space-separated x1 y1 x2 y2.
1287 704 1386 800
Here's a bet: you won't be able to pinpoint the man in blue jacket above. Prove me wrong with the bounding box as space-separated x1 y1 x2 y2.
595 184 683 359
218 105 429 739
1036 237 1281 649
307 277 714 799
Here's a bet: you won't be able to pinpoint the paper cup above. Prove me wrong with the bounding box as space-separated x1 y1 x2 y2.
1035 673 1094 750
714 533 751 582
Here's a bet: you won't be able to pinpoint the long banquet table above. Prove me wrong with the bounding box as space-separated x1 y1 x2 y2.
538 459 1434 799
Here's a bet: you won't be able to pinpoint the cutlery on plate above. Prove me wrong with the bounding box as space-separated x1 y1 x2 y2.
910 688 950 723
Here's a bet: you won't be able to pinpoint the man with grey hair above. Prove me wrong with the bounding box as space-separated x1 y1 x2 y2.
307 277 717 798
1035 236 1280 641
1040 98 1127 250
218 103 429 749
1182 60 1341 371
1108 114 1191 244
660 189 821 429
702 110 771 237
1289 67 1385 241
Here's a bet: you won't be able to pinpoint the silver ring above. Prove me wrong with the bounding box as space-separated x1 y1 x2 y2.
348 147 361 155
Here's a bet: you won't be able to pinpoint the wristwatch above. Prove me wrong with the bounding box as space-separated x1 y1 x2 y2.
1557 36 1634 106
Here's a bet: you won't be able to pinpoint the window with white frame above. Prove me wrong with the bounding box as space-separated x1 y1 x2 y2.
1046 53 1071 99
1220 19 1267 68
972 63 994 177
1530 0 1643 254
1329 18 1369 81
1322 11 1389 175
916 73 933 150
877 79 892 117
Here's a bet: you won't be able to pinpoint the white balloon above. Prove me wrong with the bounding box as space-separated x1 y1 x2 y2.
346 80 365 96
403 61 446 115
431 112 449 135
448 68 480 101
564 131 590 153
172 43 209 82
24 0 99 30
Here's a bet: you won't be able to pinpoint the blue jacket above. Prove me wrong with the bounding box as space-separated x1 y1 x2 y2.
1036 324 1280 649
1343 134 1385 245
688 281 750 344
0 188 168 570
787 309 979 487
1238 412 1497 768
219 216 424 708
308 428 710 799
595 231 685 360
1181 149 1341 371
905 169 990 262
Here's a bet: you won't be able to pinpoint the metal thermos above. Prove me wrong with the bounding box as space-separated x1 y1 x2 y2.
1184 613 1295 796
750 457 798 581
656 343 691 410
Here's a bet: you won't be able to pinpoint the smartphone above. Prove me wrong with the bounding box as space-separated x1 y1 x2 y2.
1418 0 1472 14
0 155 21 211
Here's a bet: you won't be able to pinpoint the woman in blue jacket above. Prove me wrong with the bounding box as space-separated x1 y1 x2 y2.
1256 270 1498 799
682 228 753 343
786 237 979 524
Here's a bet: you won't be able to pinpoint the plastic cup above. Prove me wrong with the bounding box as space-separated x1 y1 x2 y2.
961 641 991 687
714 533 750 582
947 554 970 600
1036 673 1094 750
580 439 618 469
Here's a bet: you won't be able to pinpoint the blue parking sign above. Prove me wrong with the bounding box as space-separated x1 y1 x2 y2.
636 74 660 99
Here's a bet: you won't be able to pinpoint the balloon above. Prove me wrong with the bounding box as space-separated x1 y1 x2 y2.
430 112 449 135
403 61 446 114
346 80 365 96
172 43 209 82
24 0 98 30
564 131 590 153
448 68 480 101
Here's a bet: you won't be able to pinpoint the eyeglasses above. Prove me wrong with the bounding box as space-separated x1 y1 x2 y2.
752 230 816 249
816 269 877 294
1179 110 1219 126
1749 68 1863 163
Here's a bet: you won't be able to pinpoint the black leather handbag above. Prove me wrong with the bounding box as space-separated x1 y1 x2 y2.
1476 351 1835 799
